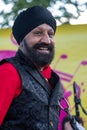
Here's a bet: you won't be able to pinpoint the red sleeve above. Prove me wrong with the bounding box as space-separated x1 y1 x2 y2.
0 62 22 125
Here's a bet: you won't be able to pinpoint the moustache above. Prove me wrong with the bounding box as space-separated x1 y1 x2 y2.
33 42 54 51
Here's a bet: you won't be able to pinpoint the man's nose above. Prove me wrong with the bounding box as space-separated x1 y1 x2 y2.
41 34 51 44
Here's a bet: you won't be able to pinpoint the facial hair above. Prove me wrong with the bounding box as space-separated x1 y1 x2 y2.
23 39 55 67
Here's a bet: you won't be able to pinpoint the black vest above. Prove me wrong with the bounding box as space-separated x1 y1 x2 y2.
0 50 64 130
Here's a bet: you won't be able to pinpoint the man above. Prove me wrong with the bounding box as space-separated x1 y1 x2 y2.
0 5 64 130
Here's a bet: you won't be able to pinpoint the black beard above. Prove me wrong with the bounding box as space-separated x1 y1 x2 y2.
23 39 55 67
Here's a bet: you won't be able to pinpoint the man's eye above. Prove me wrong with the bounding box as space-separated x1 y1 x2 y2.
34 31 42 35
49 33 54 38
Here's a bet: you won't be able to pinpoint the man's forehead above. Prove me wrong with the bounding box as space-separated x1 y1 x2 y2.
32 24 54 32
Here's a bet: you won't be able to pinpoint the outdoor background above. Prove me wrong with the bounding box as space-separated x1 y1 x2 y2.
0 24 87 129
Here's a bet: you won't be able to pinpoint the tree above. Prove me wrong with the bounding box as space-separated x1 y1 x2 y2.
0 0 87 28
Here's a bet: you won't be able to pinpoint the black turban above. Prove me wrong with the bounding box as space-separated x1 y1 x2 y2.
12 5 56 44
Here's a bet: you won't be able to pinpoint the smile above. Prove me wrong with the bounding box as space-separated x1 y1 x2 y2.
37 47 50 53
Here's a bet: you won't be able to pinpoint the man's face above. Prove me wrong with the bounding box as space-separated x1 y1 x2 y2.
21 24 55 67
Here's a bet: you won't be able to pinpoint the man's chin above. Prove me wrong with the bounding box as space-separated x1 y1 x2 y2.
34 58 53 67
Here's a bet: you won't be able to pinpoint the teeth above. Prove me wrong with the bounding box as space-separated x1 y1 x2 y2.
37 47 49 53
39 47 48 50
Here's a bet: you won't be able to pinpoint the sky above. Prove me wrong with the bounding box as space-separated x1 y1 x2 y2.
0 0 87 26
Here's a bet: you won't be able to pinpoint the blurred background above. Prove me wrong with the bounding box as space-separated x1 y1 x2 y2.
0 0 87 28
